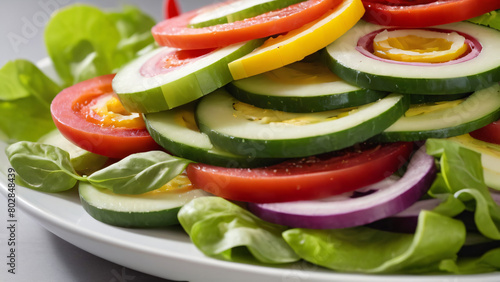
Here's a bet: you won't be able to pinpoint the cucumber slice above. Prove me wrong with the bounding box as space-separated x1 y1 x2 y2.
324 20 500 94
188 0 306 28
226 58 387 113
38 129 108 175
112 39 263 114
144 102 281 167
79 178 211 228
196 89 409 158
375 83 500 142
408 92 471 104
445 134 500 190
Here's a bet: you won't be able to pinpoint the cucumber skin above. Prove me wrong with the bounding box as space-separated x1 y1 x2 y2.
80 193 180 228
114 39 265 114
198 94 411 158
408 92 472 104
374 108 500 142
144 113 282 168
225 82 388 113
323 49 500 95
374 84 500 142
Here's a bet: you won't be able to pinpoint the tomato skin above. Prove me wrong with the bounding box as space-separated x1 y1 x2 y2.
187 142 414 203
470 120 500 145
362 0 500 27
164 0 181 19
152 0 342 49
50 74 161 159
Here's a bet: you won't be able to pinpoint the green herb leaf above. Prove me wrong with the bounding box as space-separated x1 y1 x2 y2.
178 197 300 264
440 247 500 274
44 4 156 86
468 10 500 31
44 4 121 86
426 138 500 239
0 60 61 142
107 5 157 68
283 211 465 274
87 151 192 194
5 141 84 192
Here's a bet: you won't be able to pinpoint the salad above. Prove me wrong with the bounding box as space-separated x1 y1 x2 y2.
2 0 500 277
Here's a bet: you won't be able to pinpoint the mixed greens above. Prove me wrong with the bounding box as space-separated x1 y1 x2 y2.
2 0 500 278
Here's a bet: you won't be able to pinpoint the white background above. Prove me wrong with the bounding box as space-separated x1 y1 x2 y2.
0 1 211 282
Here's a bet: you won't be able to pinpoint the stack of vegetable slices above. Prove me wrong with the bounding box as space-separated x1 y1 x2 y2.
5 0 500 276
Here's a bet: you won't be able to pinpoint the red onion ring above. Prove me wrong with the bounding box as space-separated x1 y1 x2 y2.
247 145 436 229
355 28 482 67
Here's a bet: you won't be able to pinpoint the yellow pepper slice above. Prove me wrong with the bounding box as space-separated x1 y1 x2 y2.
228 0 364 80
373 29 468 63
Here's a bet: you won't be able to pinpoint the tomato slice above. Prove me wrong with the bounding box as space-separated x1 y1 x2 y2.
362 0 500 27
186 142 414 203
152 0 342 49
163 0 180 19
470 120 500 145
50 74 161 159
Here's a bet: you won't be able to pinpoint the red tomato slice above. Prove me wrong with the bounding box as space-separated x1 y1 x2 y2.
152 0 342 49
50 74 161 159
470 120 500 145
187 142 414 203
163 0 180 19
362 0 500 27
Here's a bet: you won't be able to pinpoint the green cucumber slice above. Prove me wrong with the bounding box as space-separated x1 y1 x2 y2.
226 58 387 113
196 89 409 158
112 39 263 113
408 92 471 104
188 0 306 28
375 83 500 142
144 102 281 167
79 181 211 228
324 20 500 94
38 129 108 175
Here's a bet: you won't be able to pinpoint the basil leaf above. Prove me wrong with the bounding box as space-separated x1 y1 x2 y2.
283 211 465 274
0 60 61 142
87 151 192 194
5 141 84 192
178 197 300 264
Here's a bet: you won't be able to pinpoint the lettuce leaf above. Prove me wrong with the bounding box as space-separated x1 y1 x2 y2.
440 247 500 274
178 197 300 264
44 4 156 86
283 211 465 274
426 138 500 240
468 10 500 31
0 4 157 142
0 60 61 142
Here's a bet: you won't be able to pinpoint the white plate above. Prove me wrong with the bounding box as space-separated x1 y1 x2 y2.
1 60 500 282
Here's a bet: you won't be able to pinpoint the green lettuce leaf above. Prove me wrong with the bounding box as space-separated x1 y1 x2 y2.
44 4 156 86
107 5 157 68
440 247 500 274
283 211 465 274
178 197 300 264
426 138 500 239
468 10 500 31
0 60 61 142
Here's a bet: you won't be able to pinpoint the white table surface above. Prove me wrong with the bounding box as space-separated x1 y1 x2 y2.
0 1 210 281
